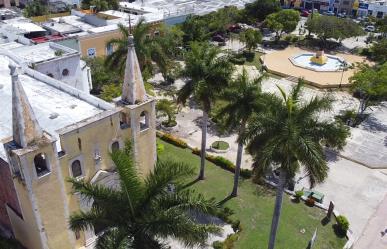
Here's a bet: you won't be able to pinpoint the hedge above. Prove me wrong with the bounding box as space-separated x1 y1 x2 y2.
158 133 188 149
192 148 252 179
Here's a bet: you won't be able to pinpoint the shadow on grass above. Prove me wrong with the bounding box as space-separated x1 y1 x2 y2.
332 224 347 238
321 216 331 226
218 195 234 206
182 178 200 189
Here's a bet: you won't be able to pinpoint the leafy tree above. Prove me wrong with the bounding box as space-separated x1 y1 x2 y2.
69 142 222 248
265 9 300 41
90 0 108 12
240 29 262 52
156 99 177 126
82 0 118 11
23 0 48 17
180 15 211 43
243 0 281 22
350 63 387 117
243 80 349 249
306 15 364 48
105 20 168 79
216 69 268 197
376 16 387 37
85 57 122 94
178 42 234 180
370 39 387 63
100 83 121 102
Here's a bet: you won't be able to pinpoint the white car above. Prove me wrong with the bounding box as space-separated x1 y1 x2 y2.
365 25 376 32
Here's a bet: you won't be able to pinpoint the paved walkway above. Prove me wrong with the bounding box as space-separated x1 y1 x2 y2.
354 193 387 249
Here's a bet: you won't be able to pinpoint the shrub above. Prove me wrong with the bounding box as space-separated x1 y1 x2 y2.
156 143 165 154
230 57 246 65
212 241 223 249
191 149 253 178
159 133 187 148
295 190 304 199
336 215 349 233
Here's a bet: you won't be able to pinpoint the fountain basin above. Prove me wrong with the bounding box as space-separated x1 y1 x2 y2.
289 53 347 72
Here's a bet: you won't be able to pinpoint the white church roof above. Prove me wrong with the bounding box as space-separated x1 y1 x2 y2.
0 54 110 160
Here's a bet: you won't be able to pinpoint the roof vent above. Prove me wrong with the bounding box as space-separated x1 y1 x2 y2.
0 84 3 89
70 104 77 109
49 113 59 119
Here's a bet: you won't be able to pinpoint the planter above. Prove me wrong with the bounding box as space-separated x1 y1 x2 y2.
160 120 177 131
210 141 230 153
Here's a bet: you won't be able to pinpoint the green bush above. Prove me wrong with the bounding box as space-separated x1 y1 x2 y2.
156 143 165 154
231 219 241 232
159 133 188 148
212 241 223 249
230 57 246 65
295 190 304 199
336 215 349 233
191 148 253 178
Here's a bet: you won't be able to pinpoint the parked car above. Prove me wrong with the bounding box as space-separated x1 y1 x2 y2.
365 25 376 32
212 34 225 42
228 24 241 33
300 10 309 17
337 12 346 18
326 10 334 16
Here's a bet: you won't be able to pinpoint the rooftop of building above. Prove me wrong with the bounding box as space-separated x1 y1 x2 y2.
0 53 113 160
10 42 78 64
41 20 82 35
1 17 46 34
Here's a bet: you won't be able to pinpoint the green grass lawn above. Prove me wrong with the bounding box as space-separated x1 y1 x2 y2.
211 141 230 150
158 139 347 249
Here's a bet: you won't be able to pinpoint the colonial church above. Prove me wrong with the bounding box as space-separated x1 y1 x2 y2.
0 33 156 248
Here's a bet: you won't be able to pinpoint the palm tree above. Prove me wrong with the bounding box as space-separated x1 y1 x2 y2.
68 142 221 248
243 80 349 249
216 68 268 197
178 42 234 180
105 20 168 78
156 99 177 126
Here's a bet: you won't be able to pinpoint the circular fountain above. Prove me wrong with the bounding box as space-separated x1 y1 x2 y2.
289 51 347 72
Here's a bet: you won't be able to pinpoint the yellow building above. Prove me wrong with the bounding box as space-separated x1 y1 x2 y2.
0 32 156 249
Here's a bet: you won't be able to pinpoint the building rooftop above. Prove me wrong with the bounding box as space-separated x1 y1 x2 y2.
0 54 112 160
2 17 46 33
41 21 82 35
10 42 78 64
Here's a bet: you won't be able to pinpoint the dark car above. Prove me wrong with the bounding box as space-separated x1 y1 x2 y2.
300 10 309 17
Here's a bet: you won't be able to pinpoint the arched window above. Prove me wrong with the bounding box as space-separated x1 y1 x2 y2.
71 160 82 178
139 111 149 131
111 141 120 152
120 112 130 129
34 153 49 177
78 138 82 151
62 69 69 76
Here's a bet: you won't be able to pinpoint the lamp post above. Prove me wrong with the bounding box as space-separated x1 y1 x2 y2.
339 61 345 88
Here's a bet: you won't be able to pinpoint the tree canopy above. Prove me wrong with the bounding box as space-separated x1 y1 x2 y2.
69 142 222 248
305 15 364 48
243 0 281 22
370 39 387 63
23 0 48 17
350 63 387 114
240 29 262 51
265 9 300 40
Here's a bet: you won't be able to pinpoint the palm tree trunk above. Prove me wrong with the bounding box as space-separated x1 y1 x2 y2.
199 111 208 180
268 169 287 249
231 121 246 197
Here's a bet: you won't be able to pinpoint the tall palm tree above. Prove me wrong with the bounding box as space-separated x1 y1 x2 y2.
243 80 349 249
216 68 268 197
68 142 221 248
105 19 168 77
178 42 234 180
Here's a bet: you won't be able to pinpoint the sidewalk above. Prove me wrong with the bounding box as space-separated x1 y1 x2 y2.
354 193 387 249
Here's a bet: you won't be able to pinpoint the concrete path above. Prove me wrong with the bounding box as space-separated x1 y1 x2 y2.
354 193 387 249
296 155 387 240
